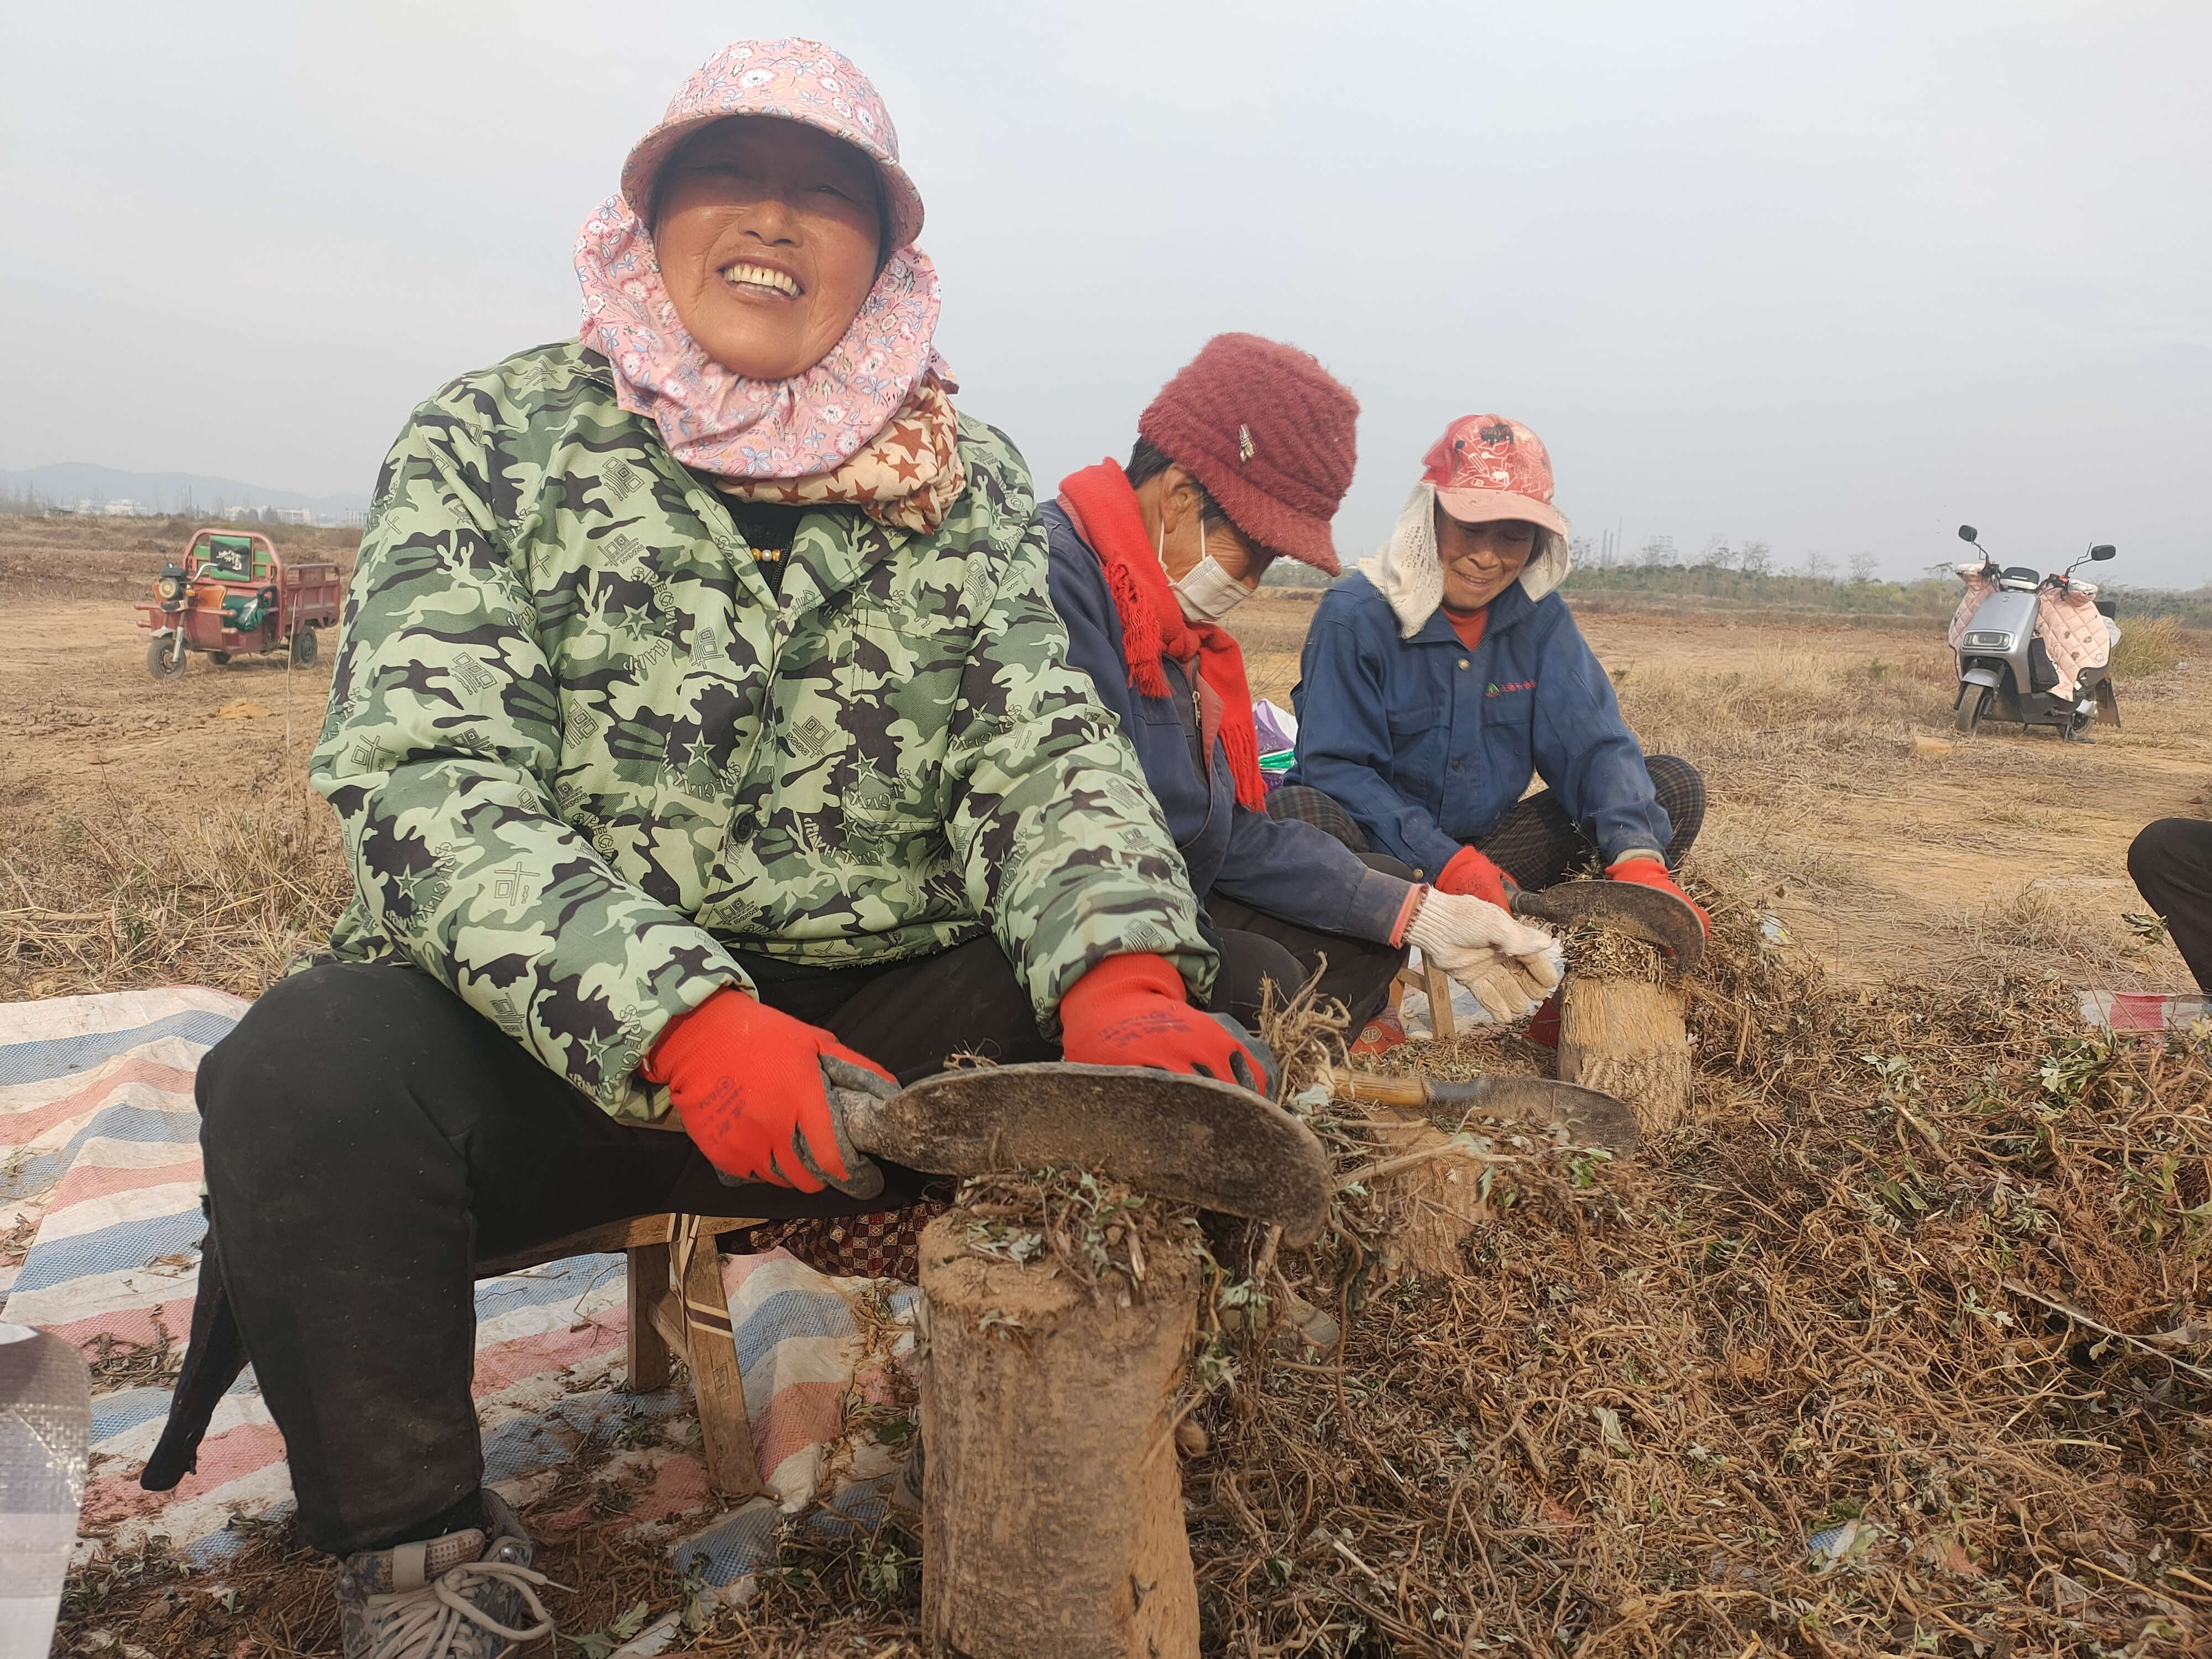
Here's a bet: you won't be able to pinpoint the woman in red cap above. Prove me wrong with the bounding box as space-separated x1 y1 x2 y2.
1046 339 1567 1032
1280 415 1708 1026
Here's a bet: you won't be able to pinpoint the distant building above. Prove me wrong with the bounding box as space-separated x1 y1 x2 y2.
272 507 312 525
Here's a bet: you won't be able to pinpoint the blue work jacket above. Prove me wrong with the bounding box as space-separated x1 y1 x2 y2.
1042 503 1411 944
1289 571 1670 879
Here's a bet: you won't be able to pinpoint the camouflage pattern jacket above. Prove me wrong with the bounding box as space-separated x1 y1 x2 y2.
312 341 1212 1120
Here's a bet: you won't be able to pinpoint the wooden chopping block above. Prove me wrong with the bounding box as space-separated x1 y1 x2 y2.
1558 977 1692 1138
918 1211 1201 1659
1359 1110 1498 1279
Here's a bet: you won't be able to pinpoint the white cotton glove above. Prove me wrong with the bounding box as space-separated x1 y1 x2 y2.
1406 889 1564 1022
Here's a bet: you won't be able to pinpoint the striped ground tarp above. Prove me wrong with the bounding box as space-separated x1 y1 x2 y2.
0 988 915 1588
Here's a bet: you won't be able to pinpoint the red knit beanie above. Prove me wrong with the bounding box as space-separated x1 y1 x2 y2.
1137 333 1358 576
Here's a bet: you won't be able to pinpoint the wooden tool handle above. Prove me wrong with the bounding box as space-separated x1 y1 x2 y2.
1333 1071 1430 1107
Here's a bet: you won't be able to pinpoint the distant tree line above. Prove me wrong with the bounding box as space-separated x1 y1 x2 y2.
1557 561 2212 627
1570 531 1899 583
1558 561 1961 619
2103 586 2212 628
1260 525 2210 627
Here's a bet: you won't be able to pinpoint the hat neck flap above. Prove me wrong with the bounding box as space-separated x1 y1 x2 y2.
1359 483 1573 639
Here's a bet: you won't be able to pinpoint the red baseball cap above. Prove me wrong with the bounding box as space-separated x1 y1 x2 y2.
1421 414 1568 539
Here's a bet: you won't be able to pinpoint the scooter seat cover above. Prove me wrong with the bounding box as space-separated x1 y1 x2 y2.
2037 588 2109 698
1947 569 1998 650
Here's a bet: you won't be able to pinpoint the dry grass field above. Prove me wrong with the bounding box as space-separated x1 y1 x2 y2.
5 546 2202 1004
1 519 358 1001
8 526 2212 1657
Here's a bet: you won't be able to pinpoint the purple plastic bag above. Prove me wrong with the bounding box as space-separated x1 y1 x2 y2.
1254 698 1297 755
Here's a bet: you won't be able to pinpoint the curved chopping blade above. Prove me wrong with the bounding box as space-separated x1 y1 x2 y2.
1514 880 1705 972
1332 1067 1641 1154
1416 1074 1642 1153
842 1062 1333 1246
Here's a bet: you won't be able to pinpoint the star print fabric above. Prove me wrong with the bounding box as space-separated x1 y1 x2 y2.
309 340 1212 1120
716 372 964 535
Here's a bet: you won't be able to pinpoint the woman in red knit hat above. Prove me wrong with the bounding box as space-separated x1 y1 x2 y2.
1045 336 1566 1032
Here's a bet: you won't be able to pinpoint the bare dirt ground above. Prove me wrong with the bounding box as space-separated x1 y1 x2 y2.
6 599 335 779
1234 593 2208 994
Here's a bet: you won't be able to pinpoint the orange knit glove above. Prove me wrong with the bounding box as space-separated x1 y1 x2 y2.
1058 954 1275 1094
1606 857 1710 936
1436 846 1517 911
642 988 895 1192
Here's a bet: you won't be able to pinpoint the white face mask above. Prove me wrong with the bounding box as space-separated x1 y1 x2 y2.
1167 520 1255 623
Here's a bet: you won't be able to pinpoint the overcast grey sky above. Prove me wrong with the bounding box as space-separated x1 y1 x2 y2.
4 2 2206 586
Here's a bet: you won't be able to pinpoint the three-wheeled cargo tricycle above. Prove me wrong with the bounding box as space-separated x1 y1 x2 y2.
135 529 342 678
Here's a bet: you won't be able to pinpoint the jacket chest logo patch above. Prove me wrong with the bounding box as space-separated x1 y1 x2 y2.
1486 679 1536 697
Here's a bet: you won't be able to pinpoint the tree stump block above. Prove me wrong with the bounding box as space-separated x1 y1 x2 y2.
1364 1110 1497 1279
1558 977 1692 1138
917 1212 1201 1659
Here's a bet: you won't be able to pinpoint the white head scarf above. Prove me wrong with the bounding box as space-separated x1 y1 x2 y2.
1357 482 1573 639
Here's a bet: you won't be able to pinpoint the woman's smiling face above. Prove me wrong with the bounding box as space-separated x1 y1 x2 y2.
1436 508 1538 611
651 116 884 382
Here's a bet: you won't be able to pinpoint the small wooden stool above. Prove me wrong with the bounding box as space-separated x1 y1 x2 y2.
478 1212 771 1500
1396 958 1455 1039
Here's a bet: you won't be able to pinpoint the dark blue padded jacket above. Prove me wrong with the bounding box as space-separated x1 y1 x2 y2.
1288 570 1670 879
1042 502 1411 944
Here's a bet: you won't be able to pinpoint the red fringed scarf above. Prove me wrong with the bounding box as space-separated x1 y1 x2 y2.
1057 460 1267 810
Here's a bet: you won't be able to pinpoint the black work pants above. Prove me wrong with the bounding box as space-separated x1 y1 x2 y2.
1206 853 1413 1034
190 933 1289 1557
1474 754 1706 889
2129 818 2212 990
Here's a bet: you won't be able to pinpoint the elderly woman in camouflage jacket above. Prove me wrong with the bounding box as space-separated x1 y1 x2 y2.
152 40 1269 1658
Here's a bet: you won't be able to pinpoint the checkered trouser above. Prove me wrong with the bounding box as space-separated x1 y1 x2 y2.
739 1202 948 1283
1267 754 1705 889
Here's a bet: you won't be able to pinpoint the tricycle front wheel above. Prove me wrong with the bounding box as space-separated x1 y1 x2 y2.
290 626 318 666
145 636 188 679
208 650 232 665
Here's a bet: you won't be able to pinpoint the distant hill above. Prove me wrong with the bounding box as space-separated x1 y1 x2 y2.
0 462 369 520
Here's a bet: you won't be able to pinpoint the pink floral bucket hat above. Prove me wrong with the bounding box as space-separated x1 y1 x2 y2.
575 38 949 484
619 39 925 248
